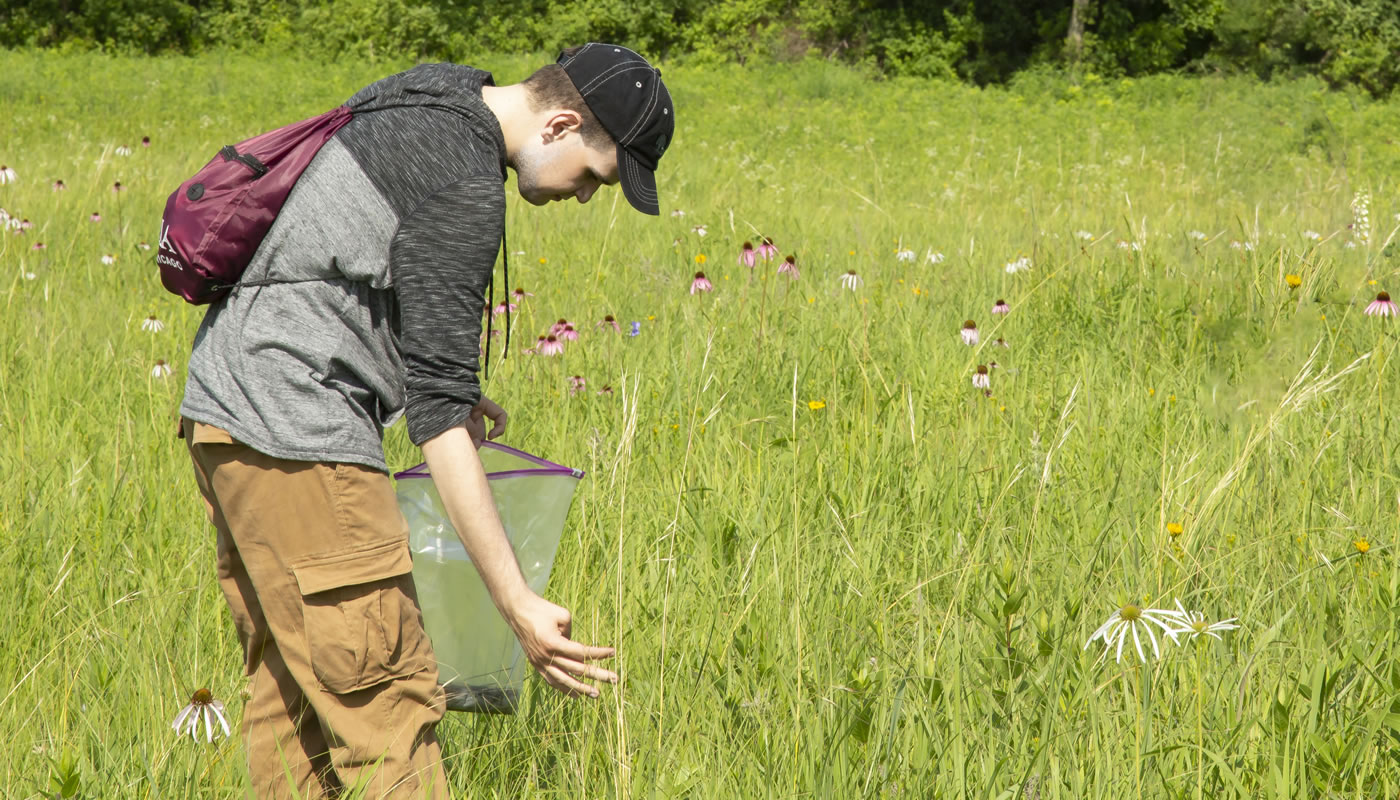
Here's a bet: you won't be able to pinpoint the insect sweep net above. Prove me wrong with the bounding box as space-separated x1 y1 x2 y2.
394 442 584 713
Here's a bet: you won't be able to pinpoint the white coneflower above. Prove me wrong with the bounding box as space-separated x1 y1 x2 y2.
972 365 990 389
1188 230 1206 241
1004 256 1032 274
23 271 36 280
151 359 172 378
101 254 116 265
960 320 979 346
1302 230 1321 241
0 165 16 184
839 270 862 291
1084 602 1186 664
691 224 708 237
991 299 1010 315
926 250 945 264
1169 600 1239 641
1075 230 1094 240
171 688 231 743
669 209 685 217
141 314 165 333
895 247 914 262
1352 191 1371 245
115 145 132 156
994 337 1009 349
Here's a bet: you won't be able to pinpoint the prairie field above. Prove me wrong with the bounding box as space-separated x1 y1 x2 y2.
2 49 1400 797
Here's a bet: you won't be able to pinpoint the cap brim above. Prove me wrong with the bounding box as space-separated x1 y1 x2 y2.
617 146 659 215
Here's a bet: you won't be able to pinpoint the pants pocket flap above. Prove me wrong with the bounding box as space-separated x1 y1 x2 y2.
291 539 413 596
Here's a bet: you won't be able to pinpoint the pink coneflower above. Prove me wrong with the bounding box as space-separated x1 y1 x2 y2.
142 136 151 147
558 324 579 341
151 359 172 378
839 270 862 291
492 301 517 318
597 314 620 332
52 179 66 191
757 237 778 261
137 241 151 250
18 218 32 231
738 241 756 268
994 337 1009 349
511 287 534 301
142 314 165 333
596 385 614 396
112 181 124 193
549 318 572 336
90 212 101 222
539 335 564 356
691 271 713 294
568 375 586 394
171 688 230 743
101 254 116 265
992 299 1010 314
961 320 979 346
1365 291 1397 317
972 365 990 389
0 166 15 184
115 145 132 156
777 254 799 279
30 242 46 250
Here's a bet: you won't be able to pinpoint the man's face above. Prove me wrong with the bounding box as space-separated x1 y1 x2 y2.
514 111 620 206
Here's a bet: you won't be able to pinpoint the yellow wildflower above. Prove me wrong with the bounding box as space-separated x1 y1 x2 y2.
808 400 826 410
695 254 707 264
1285 274 1301 288
1354 539 1370 555
1166 522 1183 537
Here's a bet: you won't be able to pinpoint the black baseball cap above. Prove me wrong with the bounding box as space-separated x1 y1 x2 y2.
557 43 674 215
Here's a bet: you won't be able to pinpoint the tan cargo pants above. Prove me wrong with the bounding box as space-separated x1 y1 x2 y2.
180 416 451 798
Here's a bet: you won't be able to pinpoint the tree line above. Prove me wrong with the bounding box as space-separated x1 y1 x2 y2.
3 0 1396 95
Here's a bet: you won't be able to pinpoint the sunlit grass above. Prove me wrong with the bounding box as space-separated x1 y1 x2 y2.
2 48 1399 797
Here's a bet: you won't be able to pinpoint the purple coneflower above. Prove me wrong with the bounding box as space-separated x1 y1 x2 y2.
972 365 990 389
568 375 586 394
18 218 32 231
30 242 45 250
757 237 778 261
101 254 115 265
549 318 571 336
692 224 707 237
112 181 123 193
691 272 713 294
597 314 620 332
116 145 132 156
994 337 1009 349
961 320 979 346
90 212 101 223
558 324 579 341
596 385 614 396
151 359 172 378
739 242 756 268
52 179 66 191
992 299 1010 315
778 254 799 279
539 335 564 356
0 165 15 184
839 270 862 291
142 136 151 147
137 241 151 250
492 301 517 318
511 287 534 301
1365 291 1397 317
142 314 165 333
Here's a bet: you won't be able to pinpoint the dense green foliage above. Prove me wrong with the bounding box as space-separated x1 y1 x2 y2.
3 49 1400 796
3 0 1400 95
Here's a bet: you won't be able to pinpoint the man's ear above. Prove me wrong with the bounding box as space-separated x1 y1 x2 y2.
542 110 583 144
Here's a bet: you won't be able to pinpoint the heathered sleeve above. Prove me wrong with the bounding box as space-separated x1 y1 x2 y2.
391 173 504 446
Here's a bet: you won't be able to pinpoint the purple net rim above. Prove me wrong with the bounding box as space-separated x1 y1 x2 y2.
393 440 584 481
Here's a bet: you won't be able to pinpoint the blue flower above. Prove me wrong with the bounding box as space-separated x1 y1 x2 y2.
629 321 641 337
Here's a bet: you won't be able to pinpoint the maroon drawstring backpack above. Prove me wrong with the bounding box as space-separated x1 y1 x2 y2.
158 102 509 369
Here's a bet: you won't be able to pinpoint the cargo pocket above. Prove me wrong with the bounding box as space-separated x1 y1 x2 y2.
291 538 430 694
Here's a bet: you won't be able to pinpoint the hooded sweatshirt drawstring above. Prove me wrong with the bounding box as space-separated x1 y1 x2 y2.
482 227 509 381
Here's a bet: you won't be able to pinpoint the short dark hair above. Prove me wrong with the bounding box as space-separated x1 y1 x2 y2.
521 47 614 152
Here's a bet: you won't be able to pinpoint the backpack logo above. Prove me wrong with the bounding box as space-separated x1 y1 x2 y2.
158 222 176 253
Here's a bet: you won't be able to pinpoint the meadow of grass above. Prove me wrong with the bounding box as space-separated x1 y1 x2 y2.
1 48 1399 798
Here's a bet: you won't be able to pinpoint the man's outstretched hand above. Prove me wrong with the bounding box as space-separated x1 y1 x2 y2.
504 591 617 698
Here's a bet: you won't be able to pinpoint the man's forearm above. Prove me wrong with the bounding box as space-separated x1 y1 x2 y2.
419 423 530 617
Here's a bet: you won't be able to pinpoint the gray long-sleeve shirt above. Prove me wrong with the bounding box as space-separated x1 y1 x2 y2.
180 63 506 472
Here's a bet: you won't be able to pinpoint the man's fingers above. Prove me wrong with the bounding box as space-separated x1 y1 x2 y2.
542 664 599 698
550 637 616 662
549 656 618 684
487 411 507 439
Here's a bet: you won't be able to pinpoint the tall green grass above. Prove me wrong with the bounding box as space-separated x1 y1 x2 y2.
1 49 1398 797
